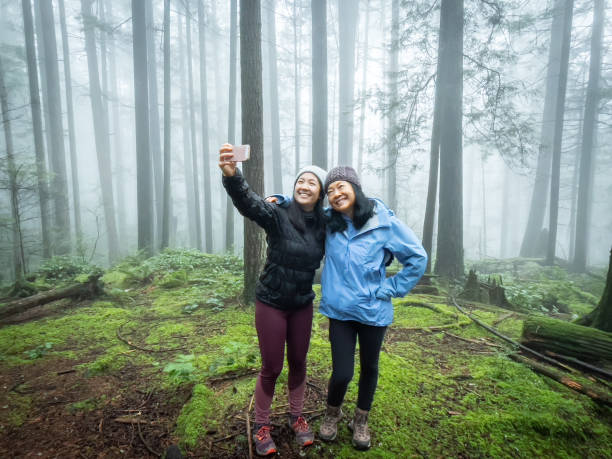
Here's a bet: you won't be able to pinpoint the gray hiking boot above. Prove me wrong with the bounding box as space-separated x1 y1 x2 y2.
253 424 277 456
318 404 343 441
348 407 371 450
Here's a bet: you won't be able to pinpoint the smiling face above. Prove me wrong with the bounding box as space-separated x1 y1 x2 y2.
327 180 356 218
293 172 321 211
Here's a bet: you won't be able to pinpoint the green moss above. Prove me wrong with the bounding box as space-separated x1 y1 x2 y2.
1 393 32 431
175 384 218 448
67 396 106 413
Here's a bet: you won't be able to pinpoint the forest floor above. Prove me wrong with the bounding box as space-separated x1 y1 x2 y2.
0 250 611 458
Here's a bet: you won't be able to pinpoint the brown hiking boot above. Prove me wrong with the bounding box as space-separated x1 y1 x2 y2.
318 404 343 441
289 415 315 447
348 407 371 450
253 424 277 456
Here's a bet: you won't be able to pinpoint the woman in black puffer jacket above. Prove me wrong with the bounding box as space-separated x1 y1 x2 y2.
219 144 326 456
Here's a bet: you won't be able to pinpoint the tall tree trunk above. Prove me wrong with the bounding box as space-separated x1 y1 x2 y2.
293 0 301 175
21 0 51 260
545 0 573 266
198 0 213 253
106 0 126 247
337 0 358 166
500 164 511 258
520 0 566 257
145 0 163 249
33 0 53 180
161 0 172 249
186 4 203 250
434 0 464 279
0 57 26 280
39 0 71 254
571 0 604 273
58 0 82 250
225 0 238 252
357 0 370 176
132 0 154 255
265 0 282 191
422 66 442 273
386 0 399 211
178 12 197 247
480 155 488 258
240 0 265 302
81 0 120 264
311 0 327 169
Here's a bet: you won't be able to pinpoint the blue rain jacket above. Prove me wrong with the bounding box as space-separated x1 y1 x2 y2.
272 196 427 326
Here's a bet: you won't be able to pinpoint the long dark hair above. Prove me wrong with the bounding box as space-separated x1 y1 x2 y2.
326 184 375 233
287 195 326 242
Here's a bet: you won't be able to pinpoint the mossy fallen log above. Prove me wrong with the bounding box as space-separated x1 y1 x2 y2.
521 316 612 365
0 274 103 321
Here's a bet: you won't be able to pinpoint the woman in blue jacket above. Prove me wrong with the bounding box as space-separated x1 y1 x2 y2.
317 166 427 450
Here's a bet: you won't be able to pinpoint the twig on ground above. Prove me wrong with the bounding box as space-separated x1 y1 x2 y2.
137 420 161 457
116 323 188 353
247 392 255 459
207 368 259 384
57 368 76 375
443 332 504 348
493 312 516 326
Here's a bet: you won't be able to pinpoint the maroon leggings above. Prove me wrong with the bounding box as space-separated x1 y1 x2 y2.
254 300 313 425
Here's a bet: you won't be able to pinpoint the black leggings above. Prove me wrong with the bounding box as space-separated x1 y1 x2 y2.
326 318 387 411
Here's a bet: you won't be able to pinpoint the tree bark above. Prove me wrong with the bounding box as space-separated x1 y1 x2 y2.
186 3 203 250
337 0 358 166
145 0 163 248
225 0 238 252
545 0 574 265
57 0 82 249
357 0 370 176
386 0 399 211
177 11 197 247
265 0 282 191
39 0 71 254
292 0 301 175
434 0 464 279
311 0 327 170
81 0 120 264
161 0 172 249
571 0 604 273
106 0 127 248
132 0 154 255
577 248 612 332
0 57 26 281
21 0 51 260
240 0 265 302
520 0 565 257
422 73 441 273
198 0 213 253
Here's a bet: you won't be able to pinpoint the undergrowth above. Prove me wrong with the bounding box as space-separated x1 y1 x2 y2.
0 251 609 458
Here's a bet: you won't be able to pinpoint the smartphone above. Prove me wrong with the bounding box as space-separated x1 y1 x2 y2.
232 144 251 162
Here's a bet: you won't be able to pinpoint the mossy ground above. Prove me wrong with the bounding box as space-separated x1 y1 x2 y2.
0 250 610 458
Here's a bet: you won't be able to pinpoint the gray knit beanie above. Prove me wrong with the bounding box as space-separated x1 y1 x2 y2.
295 165 327 189
324 166 361 194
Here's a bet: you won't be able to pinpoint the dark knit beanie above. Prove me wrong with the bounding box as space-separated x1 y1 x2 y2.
324 166 361 194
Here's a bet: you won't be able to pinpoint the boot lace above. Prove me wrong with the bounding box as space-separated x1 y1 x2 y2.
256 425 272 441
293 416 310 432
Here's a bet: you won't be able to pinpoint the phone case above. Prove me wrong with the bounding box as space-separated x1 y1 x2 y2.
232 145 251 162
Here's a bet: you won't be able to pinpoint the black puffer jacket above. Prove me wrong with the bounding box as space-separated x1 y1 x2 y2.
223 170 325 310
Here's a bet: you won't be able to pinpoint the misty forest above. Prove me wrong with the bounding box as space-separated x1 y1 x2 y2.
1 0 612 457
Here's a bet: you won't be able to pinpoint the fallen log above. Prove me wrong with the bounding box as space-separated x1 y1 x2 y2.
0 274 103 321
509 354 612 407
521 316 612 365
